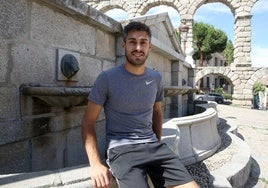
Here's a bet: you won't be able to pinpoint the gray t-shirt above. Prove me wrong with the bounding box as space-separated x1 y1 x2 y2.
88 64 164 149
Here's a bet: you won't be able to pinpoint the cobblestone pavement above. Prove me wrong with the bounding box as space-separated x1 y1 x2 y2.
217 104 268 188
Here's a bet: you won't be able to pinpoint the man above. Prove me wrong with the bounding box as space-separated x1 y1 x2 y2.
81 21 199 188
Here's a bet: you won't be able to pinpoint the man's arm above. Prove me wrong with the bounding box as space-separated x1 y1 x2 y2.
81 100 111 188
152 101 163 141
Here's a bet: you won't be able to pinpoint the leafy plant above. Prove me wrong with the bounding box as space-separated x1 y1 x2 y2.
223 93 232 100
223 40 234 66
215 87 223 94
253 82 265 95
192 22 228 66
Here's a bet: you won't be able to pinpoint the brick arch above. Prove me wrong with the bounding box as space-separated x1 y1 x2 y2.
131 0 183 17
98 5 127 13
187 0 236 16
195 67 241 87
86 1 109 10
87 0 132 15
87 0 259 23
246 68 268 90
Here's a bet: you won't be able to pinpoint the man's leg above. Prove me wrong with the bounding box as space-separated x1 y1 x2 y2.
168 181 199 188
116 167 149 188
146 142 199 188
107 144 151 188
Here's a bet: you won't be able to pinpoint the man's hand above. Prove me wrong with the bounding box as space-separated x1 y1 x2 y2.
90 164 112 188
82 101 112 187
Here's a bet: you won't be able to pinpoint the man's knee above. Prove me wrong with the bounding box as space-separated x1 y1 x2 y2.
168 180 200 188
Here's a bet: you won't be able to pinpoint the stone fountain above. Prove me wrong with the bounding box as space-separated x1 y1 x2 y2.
20 84 91 108
0 1 222 187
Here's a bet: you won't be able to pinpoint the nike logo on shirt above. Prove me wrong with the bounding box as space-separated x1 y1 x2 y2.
146 80 154 85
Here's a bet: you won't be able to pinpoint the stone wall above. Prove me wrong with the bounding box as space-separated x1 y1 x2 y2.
0 0 192 173
0 0 121 174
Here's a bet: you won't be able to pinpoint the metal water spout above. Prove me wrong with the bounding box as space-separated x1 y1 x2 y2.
60 54 79 79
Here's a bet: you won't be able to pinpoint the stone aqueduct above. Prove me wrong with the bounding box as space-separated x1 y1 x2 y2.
84 0 268 107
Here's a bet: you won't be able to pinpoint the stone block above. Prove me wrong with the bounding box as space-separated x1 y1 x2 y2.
243 88 252 95
31 133 66 171
171 73 179 86
230 73 239 81
77 55 102 85
147 52 166 73
49 110 84 132
0 140 30 174
0 170 61 187
0 120 32 145
0 87 19 120
103 60 116 71
164 72 172 86
30 2 96 55
177 125 192 160
0 0 27 38
96 29 116 59
116 36 124 56
171 61 179 72
191 119 215 152
153 23 173 48
161 119 180 154
0 40 9 82
10 43 55 84
58 165 90 186
66 127 88 167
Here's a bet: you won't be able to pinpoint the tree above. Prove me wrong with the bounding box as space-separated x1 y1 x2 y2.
253 82 265 96
192 22 228 66
223 40 234 66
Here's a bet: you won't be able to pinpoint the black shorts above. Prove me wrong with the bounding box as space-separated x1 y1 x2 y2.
107 142 193 188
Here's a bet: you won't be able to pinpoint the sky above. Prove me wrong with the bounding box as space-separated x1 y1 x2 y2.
105 1 268 67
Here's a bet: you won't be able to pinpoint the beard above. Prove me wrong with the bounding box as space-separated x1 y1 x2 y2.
125 50 149 66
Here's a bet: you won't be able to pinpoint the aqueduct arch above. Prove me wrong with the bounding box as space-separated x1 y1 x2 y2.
84 0 267 107
86 0 255 67
195 67 237 88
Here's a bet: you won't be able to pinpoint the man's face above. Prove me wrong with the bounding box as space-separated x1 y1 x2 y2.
122 30 152 66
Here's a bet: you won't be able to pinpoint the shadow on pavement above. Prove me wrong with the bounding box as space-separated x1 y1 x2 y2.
185 118 233 187
245 157 260 188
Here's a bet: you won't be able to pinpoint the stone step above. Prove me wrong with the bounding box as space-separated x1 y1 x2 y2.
210 120 252 188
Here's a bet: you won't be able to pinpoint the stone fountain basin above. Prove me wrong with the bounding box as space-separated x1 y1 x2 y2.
20 84 92 108
164 86 197 97
21 85 196 107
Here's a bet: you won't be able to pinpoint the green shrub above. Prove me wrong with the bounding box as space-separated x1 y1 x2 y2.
253 82 265 95
215 87 223 94
223 93 232 100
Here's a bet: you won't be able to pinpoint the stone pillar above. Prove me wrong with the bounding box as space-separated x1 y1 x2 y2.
233 15 252 67
187 68 195 115
179 19 189 54
178 18 194 54
185 19 194 51
178 18 195 67
170 61 180 118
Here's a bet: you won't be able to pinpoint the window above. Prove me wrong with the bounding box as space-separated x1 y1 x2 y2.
206 77 210 88
215 57 218 66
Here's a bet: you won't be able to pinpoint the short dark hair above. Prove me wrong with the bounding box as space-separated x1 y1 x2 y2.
123 21 152 41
